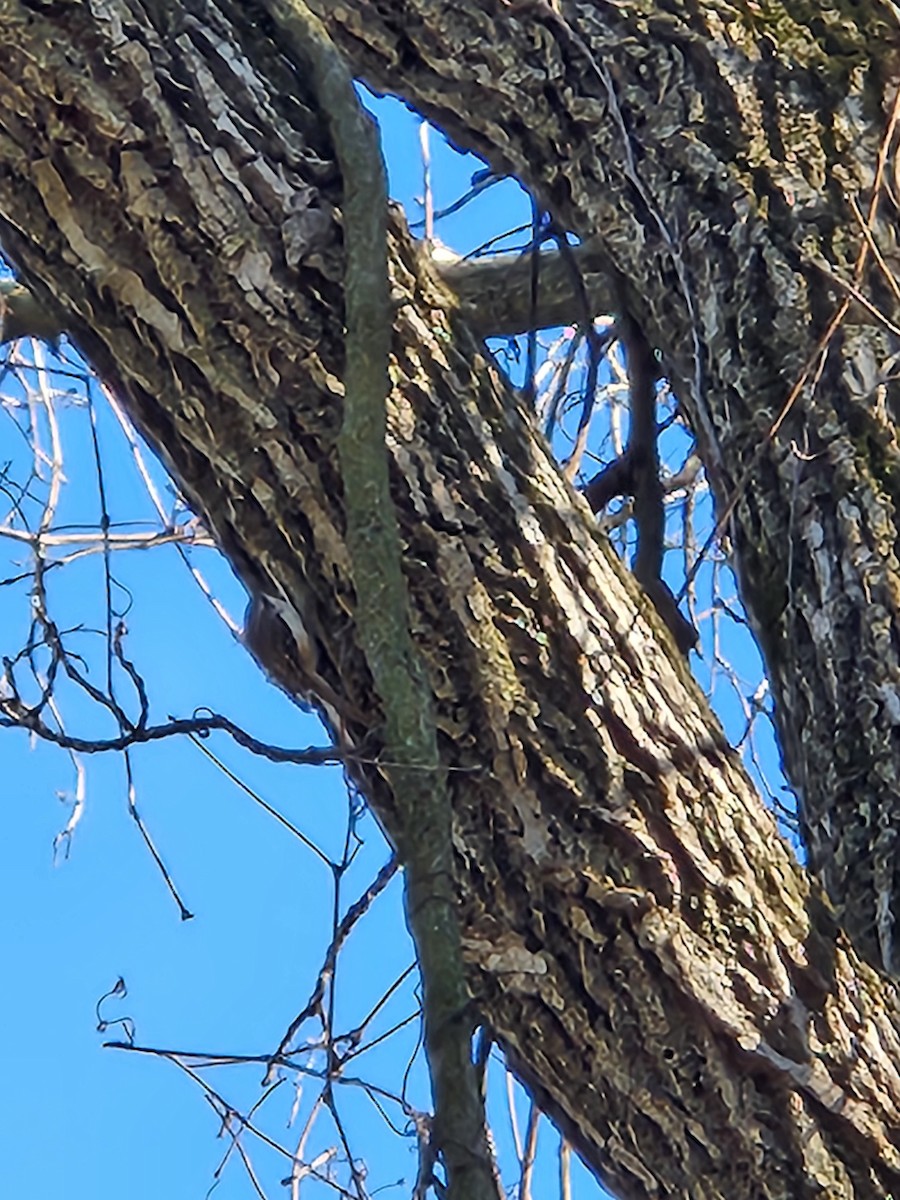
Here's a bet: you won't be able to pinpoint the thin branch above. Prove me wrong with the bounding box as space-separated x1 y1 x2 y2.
268 856 399 1076
124 747 193 920
518 1103 539 1200
619 313 698 654
186 732 336 867
260 7 500 1200
559 1138 571 1200
0 701 350 763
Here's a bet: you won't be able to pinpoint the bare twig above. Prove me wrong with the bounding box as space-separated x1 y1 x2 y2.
518 1102 539 1200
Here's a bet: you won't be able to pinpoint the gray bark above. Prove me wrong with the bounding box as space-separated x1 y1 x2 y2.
1 2 900 1198
313 0 900 979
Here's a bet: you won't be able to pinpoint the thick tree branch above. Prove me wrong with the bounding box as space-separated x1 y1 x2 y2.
436 240 615 337
3 3 900 1196
0 239 616 347
314 0 900 976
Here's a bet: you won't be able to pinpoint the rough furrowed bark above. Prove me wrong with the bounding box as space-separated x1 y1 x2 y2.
312 0 900 978
2 2 900 1197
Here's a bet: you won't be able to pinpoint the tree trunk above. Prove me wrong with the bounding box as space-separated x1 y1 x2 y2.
314 0 900 979
2 2 900 1198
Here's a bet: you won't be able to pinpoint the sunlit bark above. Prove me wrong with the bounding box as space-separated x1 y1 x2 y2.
317 0 900 978
2 3 900 1197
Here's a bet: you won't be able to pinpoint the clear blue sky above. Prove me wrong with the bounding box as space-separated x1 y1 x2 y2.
0 88 785 1200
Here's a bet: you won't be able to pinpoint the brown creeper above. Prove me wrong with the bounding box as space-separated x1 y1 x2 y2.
242 591 364 729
